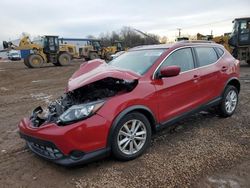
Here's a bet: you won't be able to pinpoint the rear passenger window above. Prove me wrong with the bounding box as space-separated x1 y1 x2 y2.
195 47 218 67
160 48 194 72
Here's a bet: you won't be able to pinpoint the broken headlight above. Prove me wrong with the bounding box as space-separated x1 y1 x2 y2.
58 100 105 124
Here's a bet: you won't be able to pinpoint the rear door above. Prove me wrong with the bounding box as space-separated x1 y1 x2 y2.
153 47 201 123
194 46 223 102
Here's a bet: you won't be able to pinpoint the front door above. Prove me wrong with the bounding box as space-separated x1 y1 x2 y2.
153 47 201 123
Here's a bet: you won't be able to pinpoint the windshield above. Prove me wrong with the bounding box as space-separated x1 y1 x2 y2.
11 53 19 55
109 49 165 75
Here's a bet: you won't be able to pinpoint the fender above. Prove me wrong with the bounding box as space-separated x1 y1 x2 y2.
222 77 240 95
106 105 158 147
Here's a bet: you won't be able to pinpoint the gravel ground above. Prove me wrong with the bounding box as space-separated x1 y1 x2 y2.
0 60 249 188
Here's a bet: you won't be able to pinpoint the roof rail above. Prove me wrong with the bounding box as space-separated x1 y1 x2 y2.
178 40 215 44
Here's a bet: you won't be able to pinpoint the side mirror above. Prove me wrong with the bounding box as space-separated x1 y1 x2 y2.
159 65 181 78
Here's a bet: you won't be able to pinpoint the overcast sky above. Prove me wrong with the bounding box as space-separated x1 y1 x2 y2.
0 0 250 42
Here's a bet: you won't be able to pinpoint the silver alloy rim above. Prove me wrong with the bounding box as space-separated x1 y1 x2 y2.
117 119 147 155
225 90 237 113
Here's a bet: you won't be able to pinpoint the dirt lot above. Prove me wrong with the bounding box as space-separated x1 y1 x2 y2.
0 60 249 188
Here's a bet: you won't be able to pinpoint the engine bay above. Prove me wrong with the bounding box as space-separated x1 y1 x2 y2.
30 77 138 127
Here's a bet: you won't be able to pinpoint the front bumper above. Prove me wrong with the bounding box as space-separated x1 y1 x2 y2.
20 132 110 166
18 114 111 166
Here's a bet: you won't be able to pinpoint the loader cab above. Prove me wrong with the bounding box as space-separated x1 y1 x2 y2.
113 41 124 51
229 18 250 47
43 36 59 54
91 40 102 51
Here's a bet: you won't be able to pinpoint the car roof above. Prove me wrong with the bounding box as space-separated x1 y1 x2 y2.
129 41 223 51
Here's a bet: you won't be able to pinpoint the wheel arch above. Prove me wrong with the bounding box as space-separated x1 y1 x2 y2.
107 105 158 148
224 77 241 94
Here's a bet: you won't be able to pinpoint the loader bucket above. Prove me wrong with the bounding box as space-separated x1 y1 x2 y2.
3 41 9 49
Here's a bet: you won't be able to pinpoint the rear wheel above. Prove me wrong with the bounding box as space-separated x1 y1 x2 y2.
217 85 238 117
26 54 44 68
111 112 152 161
89 52 99 60
57 53 71 66
247 60 250 65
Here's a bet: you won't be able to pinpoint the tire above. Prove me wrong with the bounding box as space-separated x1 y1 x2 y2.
247 60 250 65
53 62 61 66
57 53 71 66
23 57 32 68
89 52 99 60
217 85 239 117
111 112 152 161
26 54 44 68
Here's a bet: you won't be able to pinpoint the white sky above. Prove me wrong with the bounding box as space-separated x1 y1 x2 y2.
0 0 250 43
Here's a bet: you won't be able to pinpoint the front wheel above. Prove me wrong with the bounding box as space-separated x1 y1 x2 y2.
217 85 239 117
26 54 44 68
111 112 152 161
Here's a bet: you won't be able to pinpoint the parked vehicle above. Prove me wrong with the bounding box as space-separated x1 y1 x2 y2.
3 35 78 68
7 51 21 61
18 41 240 166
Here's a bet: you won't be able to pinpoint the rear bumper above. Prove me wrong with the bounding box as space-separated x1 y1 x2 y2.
20 132 110 167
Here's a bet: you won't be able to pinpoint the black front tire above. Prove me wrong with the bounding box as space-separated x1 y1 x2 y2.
111 112 152 161
217 85 238 117
26 54 44 68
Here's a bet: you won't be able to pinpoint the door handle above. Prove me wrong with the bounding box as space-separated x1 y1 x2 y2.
192 75 200 81
193 75 200 79
221 66 228 72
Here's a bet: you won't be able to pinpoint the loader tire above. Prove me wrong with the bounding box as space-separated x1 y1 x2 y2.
58 53 71 66
26 54 44 68
89 52 99 60
23 57 32 68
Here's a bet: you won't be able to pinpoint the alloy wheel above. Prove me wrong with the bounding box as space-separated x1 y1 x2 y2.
117 119 147 155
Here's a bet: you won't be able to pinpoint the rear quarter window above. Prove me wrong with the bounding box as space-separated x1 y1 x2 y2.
195 47 218 67
215 47 225 57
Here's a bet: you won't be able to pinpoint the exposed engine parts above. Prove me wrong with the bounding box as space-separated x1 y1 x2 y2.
30 77 138 127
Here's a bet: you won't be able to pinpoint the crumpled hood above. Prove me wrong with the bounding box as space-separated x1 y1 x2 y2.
66 59 140 92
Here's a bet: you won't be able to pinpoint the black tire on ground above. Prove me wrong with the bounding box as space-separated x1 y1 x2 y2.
89 52 99 60
111 112 152 161
53 62 62 66
23 57 32 68
217 85 239 117
247 60 250 65
57 53 71 66
26 54 44 68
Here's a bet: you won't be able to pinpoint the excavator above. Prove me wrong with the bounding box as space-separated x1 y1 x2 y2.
2 35 78 68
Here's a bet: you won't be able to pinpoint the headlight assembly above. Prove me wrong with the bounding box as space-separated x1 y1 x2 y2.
58 100 105 124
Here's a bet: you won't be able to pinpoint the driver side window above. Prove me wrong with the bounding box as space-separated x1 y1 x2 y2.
160 48 195 72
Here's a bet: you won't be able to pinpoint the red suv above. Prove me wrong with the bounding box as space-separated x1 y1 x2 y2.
18 41 240 166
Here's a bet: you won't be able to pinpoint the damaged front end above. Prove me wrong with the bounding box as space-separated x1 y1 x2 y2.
30 77 138 127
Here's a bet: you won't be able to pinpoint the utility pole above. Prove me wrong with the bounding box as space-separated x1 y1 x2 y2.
177 28 182 37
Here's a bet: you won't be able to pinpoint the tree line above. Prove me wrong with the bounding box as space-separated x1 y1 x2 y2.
88 26 163 48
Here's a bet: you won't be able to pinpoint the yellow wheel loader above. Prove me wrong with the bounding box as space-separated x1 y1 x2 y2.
3 35 78 68
79 40 126 61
